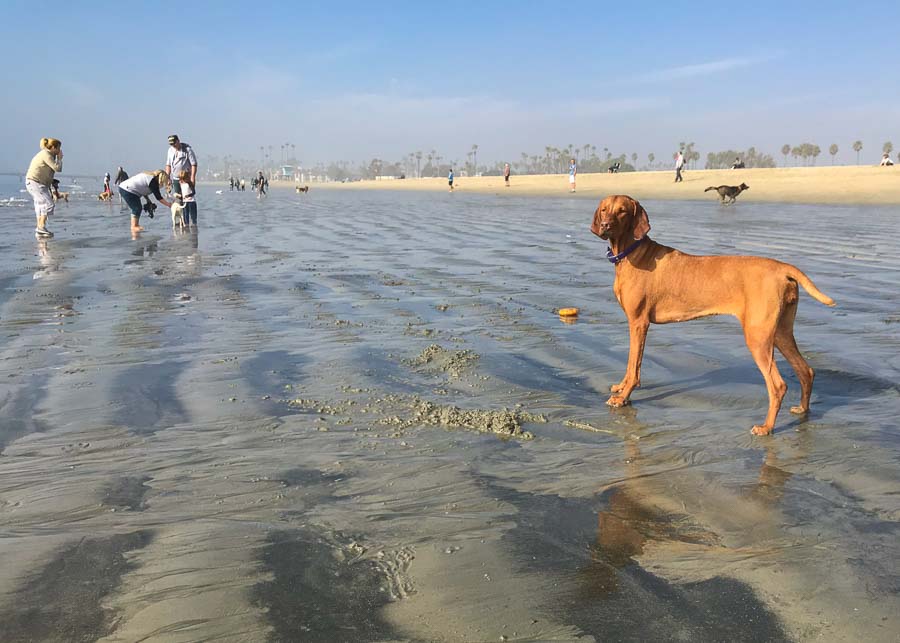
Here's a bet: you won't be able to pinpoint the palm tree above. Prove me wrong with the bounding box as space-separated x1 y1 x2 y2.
291 143 296 163
811 145 821 166
470 144 479 176
781 144 790 166
883 141 894 156
259 145 265 167
415 151 422 178
852 140 863 164
829 143 838 165
648 152 655 168
631 152 638 168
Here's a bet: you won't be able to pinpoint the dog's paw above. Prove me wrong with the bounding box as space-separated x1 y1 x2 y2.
606 395 630 408
789 405 808 415
750 424 774 436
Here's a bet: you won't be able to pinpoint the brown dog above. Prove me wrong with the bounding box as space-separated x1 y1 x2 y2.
98 192 112 201
590 195 835 435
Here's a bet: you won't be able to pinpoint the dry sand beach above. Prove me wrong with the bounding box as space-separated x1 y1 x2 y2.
319 165 900 205
0 186 898 642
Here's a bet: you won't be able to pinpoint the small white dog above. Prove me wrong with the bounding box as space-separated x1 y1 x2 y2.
171 200 185 228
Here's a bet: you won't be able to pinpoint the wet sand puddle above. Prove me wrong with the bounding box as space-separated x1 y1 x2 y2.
0 189 898 641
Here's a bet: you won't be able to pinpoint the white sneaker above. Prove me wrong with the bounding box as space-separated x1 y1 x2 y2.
35 227 53 238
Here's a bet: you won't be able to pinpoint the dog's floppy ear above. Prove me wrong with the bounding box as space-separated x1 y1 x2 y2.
632 199 651 239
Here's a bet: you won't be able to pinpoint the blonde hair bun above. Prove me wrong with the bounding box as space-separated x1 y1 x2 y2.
40 138 61 151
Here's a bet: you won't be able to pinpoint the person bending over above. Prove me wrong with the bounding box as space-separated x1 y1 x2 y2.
118 170 173 232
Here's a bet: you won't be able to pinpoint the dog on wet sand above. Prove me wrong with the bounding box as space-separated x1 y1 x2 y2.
590 194 835 435
98 192 112 202
705 183 749 204
171 200 185 228
295 185 309 194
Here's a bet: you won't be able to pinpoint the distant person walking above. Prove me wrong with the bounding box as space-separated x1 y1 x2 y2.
674 151 685 183
25 137 63 238
256 171 267 198
114 166 128 186
240 178 246 192
504 163 511 187
118 170 173 233
568 158 577 192
102 172 112 197
165 134 198 197
448 168 454 192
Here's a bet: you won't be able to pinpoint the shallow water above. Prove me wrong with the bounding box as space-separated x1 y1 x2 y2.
0 187 898 642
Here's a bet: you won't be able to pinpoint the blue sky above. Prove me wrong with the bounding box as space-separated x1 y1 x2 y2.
2 1 898 174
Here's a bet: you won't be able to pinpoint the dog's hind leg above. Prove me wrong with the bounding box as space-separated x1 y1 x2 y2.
774 297 814 415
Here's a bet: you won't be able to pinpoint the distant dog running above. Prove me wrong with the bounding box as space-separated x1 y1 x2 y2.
295 185 309 193
705 183 749 204
607 162 620 174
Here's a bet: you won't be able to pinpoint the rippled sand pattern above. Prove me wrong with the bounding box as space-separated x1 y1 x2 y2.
0 189 898 642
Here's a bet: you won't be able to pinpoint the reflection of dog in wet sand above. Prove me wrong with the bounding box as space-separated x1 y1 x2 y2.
591 194 835 435
295 185 309 193
704 183 749 204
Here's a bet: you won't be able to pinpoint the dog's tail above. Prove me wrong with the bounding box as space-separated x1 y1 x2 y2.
787 266 836 306
704 186 717 192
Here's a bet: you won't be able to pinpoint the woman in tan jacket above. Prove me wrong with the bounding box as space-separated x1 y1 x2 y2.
25 138 63 238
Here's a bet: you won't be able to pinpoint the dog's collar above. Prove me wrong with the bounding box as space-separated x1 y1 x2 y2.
607 237 646 265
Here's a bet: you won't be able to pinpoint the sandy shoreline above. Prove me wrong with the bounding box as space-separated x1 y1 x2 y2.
306 165 900 205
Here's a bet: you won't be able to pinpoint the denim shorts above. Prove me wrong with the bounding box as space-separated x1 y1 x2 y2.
119 188 143 217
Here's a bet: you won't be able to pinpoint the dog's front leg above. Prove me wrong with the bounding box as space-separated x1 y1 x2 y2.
607 319 649 407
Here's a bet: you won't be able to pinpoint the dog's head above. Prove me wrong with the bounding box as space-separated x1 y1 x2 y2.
591 195 650 241
739 183 749 191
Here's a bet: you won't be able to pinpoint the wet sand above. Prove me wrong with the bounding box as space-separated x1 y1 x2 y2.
0 189 898 642
317 165 900 205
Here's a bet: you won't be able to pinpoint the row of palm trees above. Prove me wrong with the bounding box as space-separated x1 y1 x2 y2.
780 141 894 165
207 137 898 181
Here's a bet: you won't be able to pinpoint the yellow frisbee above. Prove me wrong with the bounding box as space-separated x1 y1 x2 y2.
558 307 579 317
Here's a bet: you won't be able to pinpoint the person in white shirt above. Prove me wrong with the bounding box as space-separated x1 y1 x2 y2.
165 134 197 195
880 153 894 166
178 170 197 225
674 151 685 183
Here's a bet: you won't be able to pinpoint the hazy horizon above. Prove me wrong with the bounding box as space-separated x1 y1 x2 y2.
2 2 899 176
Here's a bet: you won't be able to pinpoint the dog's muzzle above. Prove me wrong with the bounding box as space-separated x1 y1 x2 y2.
591 222 611 239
